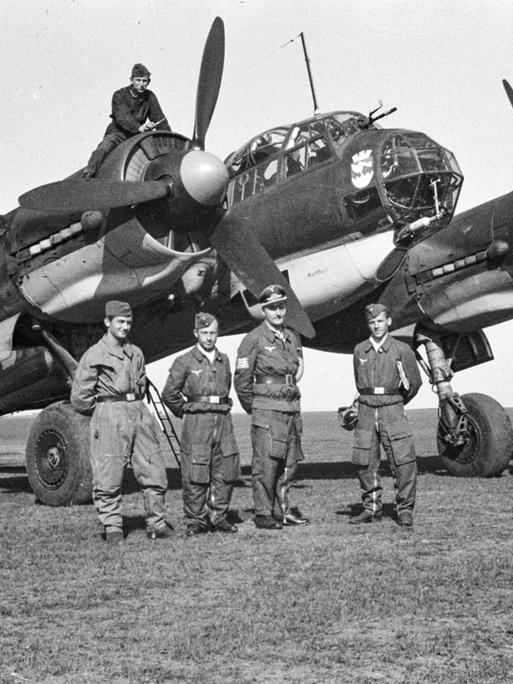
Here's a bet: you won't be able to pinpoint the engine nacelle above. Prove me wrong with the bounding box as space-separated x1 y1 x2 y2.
11 132 218 324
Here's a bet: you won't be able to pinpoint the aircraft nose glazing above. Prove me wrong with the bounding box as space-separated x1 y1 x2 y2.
180 150 229 206
378 131 463 227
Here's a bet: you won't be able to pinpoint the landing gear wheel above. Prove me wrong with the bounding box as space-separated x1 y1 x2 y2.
437 392 513 477
25 402 93 505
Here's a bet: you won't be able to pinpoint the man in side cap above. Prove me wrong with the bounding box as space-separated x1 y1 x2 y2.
71 300 173 544
349 303 422 527
162 313 240 537
234 284 309 530
82 63 171 178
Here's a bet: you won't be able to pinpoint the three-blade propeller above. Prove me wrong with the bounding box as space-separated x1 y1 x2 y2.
17 17 315 338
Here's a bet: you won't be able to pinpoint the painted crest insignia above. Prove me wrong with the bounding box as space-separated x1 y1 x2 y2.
351 149 374 189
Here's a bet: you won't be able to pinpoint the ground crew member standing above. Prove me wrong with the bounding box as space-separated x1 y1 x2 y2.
162 313 240 537
234 284 309 530
349 303 422 527
71 300 172 543
83 63 171 178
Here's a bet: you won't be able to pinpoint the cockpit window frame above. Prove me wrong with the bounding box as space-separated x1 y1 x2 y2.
225 111 374 206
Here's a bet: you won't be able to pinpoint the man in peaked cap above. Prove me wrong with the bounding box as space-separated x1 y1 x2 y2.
162 313 241 537
349 302 422 527
82 63 171 178
71 300 173 544
234 284 309 530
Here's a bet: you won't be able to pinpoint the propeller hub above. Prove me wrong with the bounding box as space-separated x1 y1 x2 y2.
180 150 229 206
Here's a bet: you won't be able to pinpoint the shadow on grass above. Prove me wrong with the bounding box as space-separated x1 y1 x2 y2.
0 455 449 500
418 454 450 476
335 500 398 521
0 466 185 499
0 468 31 494
294 454 447 480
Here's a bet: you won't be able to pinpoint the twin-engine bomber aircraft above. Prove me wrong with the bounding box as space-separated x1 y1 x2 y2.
1 17 512 506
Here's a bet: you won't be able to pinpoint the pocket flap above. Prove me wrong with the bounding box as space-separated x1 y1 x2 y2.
189 444 210 464
354 428 373 450
251 413 270 429
385 422 412 441
269 419 290 443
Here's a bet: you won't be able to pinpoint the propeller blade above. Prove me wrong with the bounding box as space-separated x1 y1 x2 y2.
503 79 513 109
210 214 315 339
19 179 170 213
192 17 225 149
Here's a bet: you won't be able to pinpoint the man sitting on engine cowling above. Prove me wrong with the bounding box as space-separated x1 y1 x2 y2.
82 63 171 178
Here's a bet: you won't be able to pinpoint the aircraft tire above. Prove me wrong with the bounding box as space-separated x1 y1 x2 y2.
437 392 513 477
25 401 93 506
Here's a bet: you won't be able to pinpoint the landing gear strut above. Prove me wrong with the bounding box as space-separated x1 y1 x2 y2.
415 330 513 476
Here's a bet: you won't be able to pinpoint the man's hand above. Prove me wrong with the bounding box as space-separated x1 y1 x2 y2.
138 121 156 133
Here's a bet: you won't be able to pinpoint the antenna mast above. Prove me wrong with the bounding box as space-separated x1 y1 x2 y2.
299 32 319 114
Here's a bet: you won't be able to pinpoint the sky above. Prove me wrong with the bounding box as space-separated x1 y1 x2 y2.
2 0 513 411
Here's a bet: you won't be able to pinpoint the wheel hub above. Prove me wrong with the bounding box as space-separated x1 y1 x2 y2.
35 430 69 488
46 446 61 470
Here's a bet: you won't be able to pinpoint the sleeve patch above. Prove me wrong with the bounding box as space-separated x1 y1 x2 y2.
236 357 249 370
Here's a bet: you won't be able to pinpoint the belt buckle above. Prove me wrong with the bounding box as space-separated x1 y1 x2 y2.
210 396 220 404
126 392 136 401
374 387 385 395
285 374 293 385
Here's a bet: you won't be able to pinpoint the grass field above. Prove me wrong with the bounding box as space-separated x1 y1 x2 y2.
1 409 513 683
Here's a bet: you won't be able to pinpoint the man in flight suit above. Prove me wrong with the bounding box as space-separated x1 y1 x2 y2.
83 63 171 178
234 284 309 530
71 300 172 543
349 303 422 527
162 313 241 537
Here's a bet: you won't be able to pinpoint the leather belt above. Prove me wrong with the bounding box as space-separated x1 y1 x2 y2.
359 387 400 396
186 395 230 405
96 393 142 403
255 374 295 386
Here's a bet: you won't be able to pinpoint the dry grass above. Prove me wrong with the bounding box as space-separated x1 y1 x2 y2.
1 410 513 683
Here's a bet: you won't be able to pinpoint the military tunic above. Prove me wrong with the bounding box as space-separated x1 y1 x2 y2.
234 321 304 519
352 334 422 515
71 334 168 534
86 85 171 175
162 346 240 530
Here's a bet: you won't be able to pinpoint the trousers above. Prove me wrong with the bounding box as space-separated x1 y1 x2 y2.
353 403 417 514
86 129 130 175
90 400 168 531
250 408 302 519
180 412 240 529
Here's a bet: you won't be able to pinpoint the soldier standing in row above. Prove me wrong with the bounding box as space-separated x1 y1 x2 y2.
349 303 422 527
162 313 240 537
71 300 172 543
234 284 309 530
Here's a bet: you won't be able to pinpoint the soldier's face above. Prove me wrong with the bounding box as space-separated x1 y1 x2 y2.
194 320 219 352
105 315 132 342
130 76 150 93
367 312 391 340
263 302 287 328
